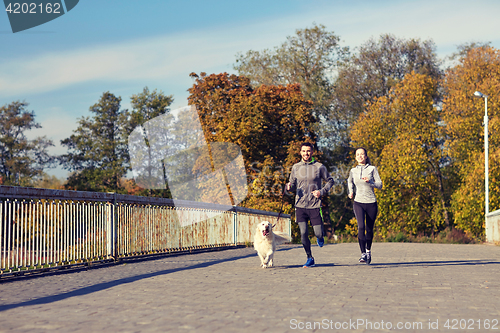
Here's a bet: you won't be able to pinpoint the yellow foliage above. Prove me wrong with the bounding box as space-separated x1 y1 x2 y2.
345 217 359 238
442 46 500 239
351 72 446 236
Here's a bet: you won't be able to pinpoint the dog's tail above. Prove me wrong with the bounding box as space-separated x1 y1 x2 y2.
273 231 292 245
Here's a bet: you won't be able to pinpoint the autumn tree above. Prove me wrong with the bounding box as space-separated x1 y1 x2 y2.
234 24 347 128
442 45 500 239
34 173 65 189
60 92 130 193
235 29 443 234
331 34 442 157
234 25 349 234
324 35 443 235
236 30 441 153
188 72 317 216
0 101 54 186
351 72 449 236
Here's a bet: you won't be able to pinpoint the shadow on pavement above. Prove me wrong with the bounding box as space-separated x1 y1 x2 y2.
369 259 500 267
0 252 256 312
277 260 500 269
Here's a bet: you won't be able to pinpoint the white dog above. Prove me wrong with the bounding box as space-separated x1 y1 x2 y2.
253 221 291 268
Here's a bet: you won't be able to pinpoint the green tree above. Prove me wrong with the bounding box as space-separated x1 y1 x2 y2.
127 87 174 198
0 101 54 186
442 45 500 239
351 72 449 236
129 86 174 130
60 92 130 193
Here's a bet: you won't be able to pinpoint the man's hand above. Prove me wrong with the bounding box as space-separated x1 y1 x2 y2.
312 190 321 198
348 193 353 199
286 182 291 191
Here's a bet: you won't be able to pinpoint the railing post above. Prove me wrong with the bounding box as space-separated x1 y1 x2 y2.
233 206 237 246
113 192 118 260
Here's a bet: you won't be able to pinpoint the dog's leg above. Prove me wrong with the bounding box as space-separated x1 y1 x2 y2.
268 256 274 267
263 253 269 268
265 250 274 267
261 252 272 268
258 252 267 268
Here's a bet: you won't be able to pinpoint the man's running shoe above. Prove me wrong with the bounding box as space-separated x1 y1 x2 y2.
366 252 371 264
317 237 324 247
359 253 367 263
303 257 315 267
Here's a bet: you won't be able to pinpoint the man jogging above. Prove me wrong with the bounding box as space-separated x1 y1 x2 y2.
286 142 334 267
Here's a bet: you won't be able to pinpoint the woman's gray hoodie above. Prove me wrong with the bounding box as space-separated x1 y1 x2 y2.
347 164 382 203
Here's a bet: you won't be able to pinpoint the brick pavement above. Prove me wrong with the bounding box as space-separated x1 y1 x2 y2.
0 242 499 333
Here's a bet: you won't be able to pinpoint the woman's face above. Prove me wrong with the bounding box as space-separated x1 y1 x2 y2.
355 149 367 165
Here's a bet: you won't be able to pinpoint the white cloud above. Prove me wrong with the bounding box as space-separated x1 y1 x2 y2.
3 1 498 100
0 18 298 98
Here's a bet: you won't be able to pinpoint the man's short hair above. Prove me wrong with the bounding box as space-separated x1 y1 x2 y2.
301 142 314 150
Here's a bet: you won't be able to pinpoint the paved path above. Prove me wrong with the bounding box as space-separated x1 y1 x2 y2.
0 242 499 333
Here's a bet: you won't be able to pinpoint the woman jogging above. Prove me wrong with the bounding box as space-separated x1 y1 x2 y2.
347 148 382 264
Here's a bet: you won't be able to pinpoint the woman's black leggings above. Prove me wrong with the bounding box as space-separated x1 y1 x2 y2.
353 201 378 253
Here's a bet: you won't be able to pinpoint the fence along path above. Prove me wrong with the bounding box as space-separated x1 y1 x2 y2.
0 185 290 276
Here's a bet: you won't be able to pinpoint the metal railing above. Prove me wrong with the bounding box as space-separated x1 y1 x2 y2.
0 186 291 276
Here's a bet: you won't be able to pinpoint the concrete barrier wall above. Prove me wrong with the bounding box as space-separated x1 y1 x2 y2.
486 209 500 243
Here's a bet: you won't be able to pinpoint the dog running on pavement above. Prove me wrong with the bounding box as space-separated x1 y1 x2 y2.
253 221 291 268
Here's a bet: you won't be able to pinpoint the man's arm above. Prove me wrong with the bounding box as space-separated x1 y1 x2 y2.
319 165 335 196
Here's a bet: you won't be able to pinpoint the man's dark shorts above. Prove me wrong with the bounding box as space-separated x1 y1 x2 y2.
295 207 323 226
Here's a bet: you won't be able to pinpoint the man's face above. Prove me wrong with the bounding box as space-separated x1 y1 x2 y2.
300 146 313 162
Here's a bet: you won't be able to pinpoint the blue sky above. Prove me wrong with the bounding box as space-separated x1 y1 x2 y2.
1 0 500 178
